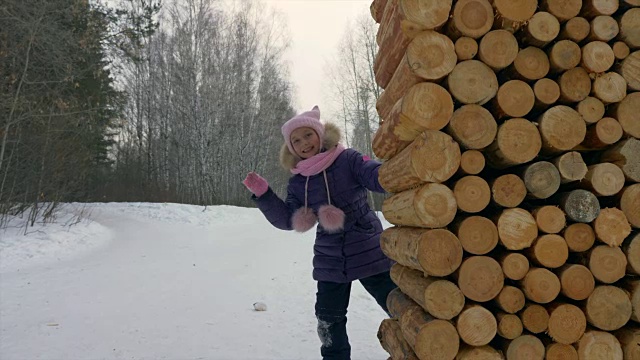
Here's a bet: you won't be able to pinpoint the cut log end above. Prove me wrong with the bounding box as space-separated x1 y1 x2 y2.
457 256 504 302
577 331 623 360
491 174 527 208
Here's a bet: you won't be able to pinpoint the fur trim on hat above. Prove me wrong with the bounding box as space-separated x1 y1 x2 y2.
291 207 317 232
280 122 341 170
318 204 345 233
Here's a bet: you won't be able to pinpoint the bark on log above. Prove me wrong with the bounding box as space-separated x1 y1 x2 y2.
455 37 478 61
581 0 619 17
490 80 534 119
622 232 640 275
494 285 526 314
370 0 389 23
547 40 582 74
547 303 587 344
496 313 523 340
478 30 519 71
446 105 497 150
496 208 538 250
492 0 537 32
447 60 499 105
376 0 398 44
390 263 465 320
505 335 545 360
452 215 498 255
563 223 595 252
521 161 561 199
455 256 504 302
560 190 601 223
557 263 595 301
581 41 615 73
619 50 640 91
576 97 605 124
520 267 561 304
545 343 578 360
519 12 560 47
576 330 623 360
558 67 592 103
373 82 454 160
609 92 640 138
583 245 627 284
538 105 586 154
490 174 527 208
619 8 640 49
456 304 497 346
455 345 503 360
613 41 630 60
600 138 640 183
593 207 632 247
381 227 463 276
388 287 417 318
520 304 549 334
500 252 530 281
377 319 419 360
614 327 640 360
540 0 581 22
458 150 485 175
621 278 640 322
558 17 590 42
526 234 569 269
585 285 632 331
531 205 565 234
445 0 494 40
382 183 458 228
591 72 627 104
485 118 541 169
453 176 491 213
582 163 625 197
506 47 550 81
533 78 560 108
581 117 623 148
589 15 619 42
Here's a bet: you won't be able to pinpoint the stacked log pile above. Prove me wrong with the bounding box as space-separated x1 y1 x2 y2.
370 0 640 359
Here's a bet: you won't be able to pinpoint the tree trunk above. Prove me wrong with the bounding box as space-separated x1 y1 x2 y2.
490 80 534 119
496 207 538 250
576 330 623 360
456 304 497 346
484 118 541 169
458 150 485 175
455 255 504 302
526 234 569 269
452 215 498 255
547 303 587 344
382 183 457 228
563 223 595 252
600 138 640 182
593 207 632 247
446 60 498 105
521 267 561 304
446 105 497 150
478 30 519 71
500 252 530 281
521 161 561 199
556 263 595 301
452 175 491 213
560 189 601 223
584 285 632 331
519 11 560 47
490 174 526 208
531 205 566 234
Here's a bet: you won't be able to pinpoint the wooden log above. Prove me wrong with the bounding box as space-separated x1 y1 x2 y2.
453 176 491 213
609 91 640 138
563 223 595 252
593 207 632 247
612 41 630 60
494 285 526 314
558 67 592 103
377 319 419 360
370 0 388 23
446 105 497 150
506 47 550 82
390 264 465 320
496 313 523 340
374 0 453 88
589 15 619 42
531 205 565 234
375 30 456 119
381 227 463 276
545 343 578 360
557 263 595 301
526 234 569 269
387 287 417 318
478 30 519 71
621 278 640 322
376 0 397 45
373 82 454 160
456 256 504 302
600 138 640 183
490 80 534 119
505 335 545 360
582 163 625 196
583 245 627 284
496 208 538 250
547 40 582 74
521 161 561 199
456 345 503 360
585 285 632 331
576 97 605 124
540 0 581 22
452 215 499 255
455 37 478 61
519 12 560 48
619 50 640 91
520 304 549 334
382 183 458 228
560 190 601 223
614 327 640 360
458 150 485 175
619 8 640 49
538 106 586 154
490 174 527 208
520 267 561 304
379 131 460 193
547 303 587 344
492 0 537 32
581 117 623 148
621 0 640 7
533 78 560 108
485 118 541 169
447 60 498 105
582 41 615 73
623 233 640 274
456 304 497 346
591 72 627 104
558 17 591 42
581 0 619 17
445 0 494 40
576 330 623 360
500 252 530 281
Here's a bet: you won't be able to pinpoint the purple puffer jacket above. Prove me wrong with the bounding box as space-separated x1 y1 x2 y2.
253 148 393 283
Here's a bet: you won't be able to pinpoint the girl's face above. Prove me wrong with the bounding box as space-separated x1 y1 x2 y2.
290 127 321 159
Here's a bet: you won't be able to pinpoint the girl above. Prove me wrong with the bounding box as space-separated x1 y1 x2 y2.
242 105 396 360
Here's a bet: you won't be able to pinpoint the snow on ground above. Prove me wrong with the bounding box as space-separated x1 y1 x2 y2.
0 203 391 360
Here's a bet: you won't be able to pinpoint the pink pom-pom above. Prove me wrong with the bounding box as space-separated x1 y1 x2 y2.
291 207 317 232
318 205 345 233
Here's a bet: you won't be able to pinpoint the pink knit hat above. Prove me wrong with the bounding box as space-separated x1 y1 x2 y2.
281 105 325 154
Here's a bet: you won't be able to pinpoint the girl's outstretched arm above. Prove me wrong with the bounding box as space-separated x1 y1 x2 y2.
349 150 386 193
243 172 301 230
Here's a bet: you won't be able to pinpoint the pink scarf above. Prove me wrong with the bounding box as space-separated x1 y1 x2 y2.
291 144 346 176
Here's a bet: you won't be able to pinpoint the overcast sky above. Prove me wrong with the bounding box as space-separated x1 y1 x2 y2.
267 0 372 114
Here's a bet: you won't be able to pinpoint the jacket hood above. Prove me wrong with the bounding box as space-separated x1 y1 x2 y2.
279 122 341 170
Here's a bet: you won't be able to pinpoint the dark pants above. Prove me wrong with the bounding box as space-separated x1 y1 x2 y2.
314 271 397 360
